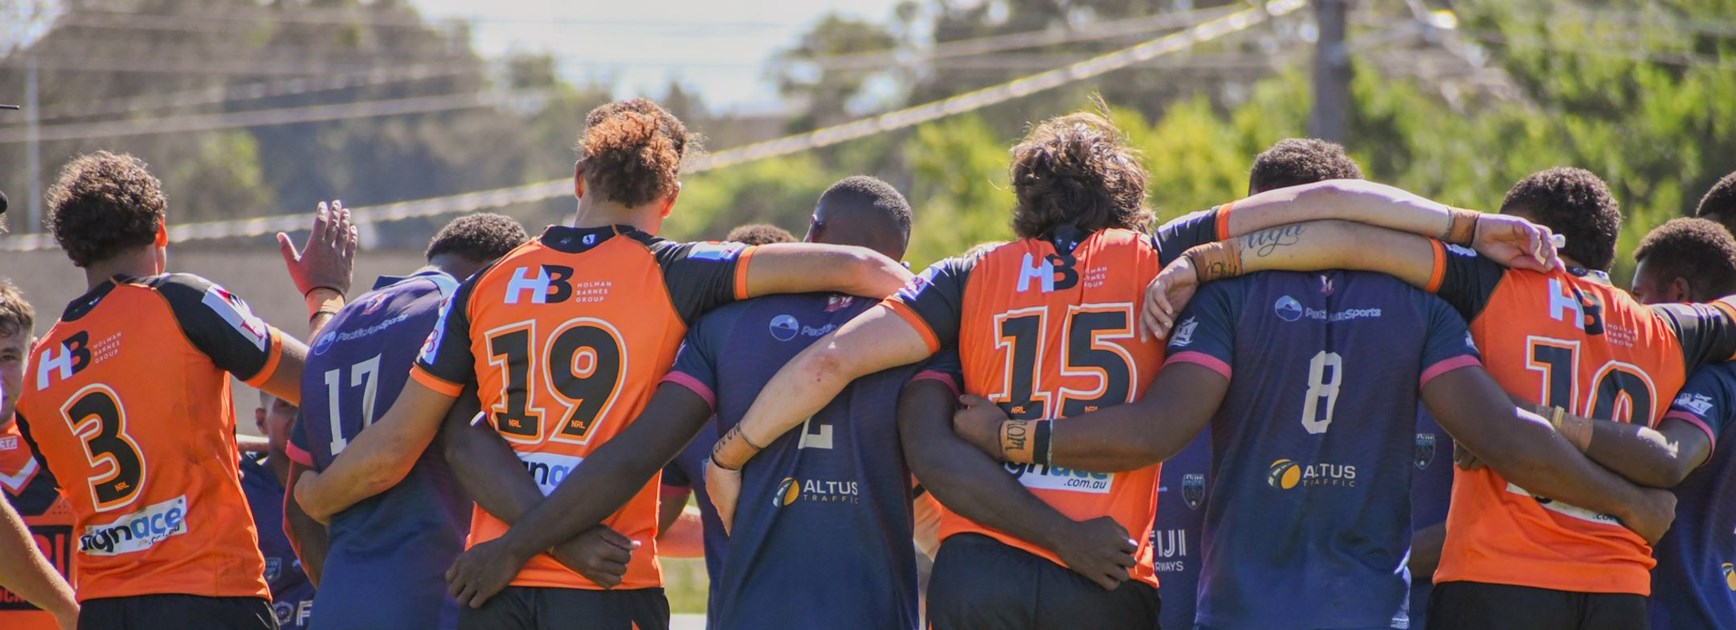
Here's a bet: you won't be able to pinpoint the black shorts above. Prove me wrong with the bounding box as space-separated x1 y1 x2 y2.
78 594 276 630
927 534 1161 630
1428 582 1647 630
456 586 669 630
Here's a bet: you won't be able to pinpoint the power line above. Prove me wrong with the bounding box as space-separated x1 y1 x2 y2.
0 0 1308 251
23 65 473 124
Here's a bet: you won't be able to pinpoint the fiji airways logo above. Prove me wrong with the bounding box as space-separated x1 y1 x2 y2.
1267 458 1357 490
1675 392 1716 417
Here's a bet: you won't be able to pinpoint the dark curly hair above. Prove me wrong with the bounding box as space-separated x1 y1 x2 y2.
46 151 166 268
576 98 699 208
724 223 796 246
1248 138 1363 194
0 280 33 339
1008 113 1151 239
1694 171 1736 235
1634 218 1736 301
1498 167 1621 272
426 213 530 263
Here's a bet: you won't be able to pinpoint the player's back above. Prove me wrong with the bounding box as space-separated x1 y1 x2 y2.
1437 265 1722 595
290 271 469 629
411 225 756 591
680 293 927 630
1648 361 1736 628
16 274 275 601
1177 270 1476 630
938 228 1166 584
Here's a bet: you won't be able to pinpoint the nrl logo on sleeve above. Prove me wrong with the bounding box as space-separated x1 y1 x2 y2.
202 286 268 351
1675 392 1716 416
1171 317 1198 347
1415 433 1437 469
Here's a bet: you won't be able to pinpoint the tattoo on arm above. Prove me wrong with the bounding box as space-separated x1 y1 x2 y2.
1237 223 1307 258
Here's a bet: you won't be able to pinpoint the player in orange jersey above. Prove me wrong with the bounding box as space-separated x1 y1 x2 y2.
1141 168 1736 629
291 98 914 630
0 281 78 630
699 114 1557 630
15 152 352 630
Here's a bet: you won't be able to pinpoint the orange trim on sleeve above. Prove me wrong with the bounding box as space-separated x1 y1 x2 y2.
410 365 466 397
1214 201 1235 240
1713 296 1736 323
883 300 941 354
242 332 285 388
732 246 758 300
1425 239 1448 293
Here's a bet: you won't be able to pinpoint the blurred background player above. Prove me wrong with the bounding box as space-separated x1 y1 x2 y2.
1140 168 1736 630
284 212 529 630
14 152 339 629
0 281 79 630
242 393 315 629
292 98 913 630
444 175 941 630
655 221 796 597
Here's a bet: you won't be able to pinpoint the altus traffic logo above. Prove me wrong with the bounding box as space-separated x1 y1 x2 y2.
1267 458 1357 490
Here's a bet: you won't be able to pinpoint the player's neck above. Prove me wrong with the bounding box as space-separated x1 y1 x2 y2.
82 247 164 291
571 199 665 234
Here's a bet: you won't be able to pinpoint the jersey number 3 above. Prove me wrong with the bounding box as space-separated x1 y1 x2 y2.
486 318 627 444
60 384 146 511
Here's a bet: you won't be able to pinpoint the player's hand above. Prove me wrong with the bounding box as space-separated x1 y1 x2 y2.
549 526 639 589
277 200 358 297
1139 256 1200 342
1621 487 1678 546
1452 441 1485 471
446 535 534 608
951 395 1010 459
1469 213 1561 272
292 469 333 525
705 458 743 535
1053 516 1137 590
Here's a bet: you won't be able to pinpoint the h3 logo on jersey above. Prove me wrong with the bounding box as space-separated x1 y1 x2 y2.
1545 278 1606 334
36 331 92 389
1016 252 1079 293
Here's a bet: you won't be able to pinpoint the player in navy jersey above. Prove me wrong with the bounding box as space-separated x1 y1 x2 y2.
284 214 529 630
440 176 941 629
243 393 315 629
951 267 1672 629
1405 408 1452 628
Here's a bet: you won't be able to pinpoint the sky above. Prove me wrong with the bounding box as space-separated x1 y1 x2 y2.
411 0 906 113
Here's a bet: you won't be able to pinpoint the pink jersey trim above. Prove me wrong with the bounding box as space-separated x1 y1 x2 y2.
661 371 717 409
911 370 960 397
1419 355 1481 388
1661 410 1718 455
284 441 315 468
1165 351 1231 380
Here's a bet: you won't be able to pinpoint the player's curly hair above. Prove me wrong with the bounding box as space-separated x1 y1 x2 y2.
1247 138 1363 195
576 98 700 208
1498 167 1621 272
0 280 33 339
426 213 530 263
724 223 796 246
1008 113 1151 239
46 151 166 268
1694 171 1736 235
1634 218 1736 301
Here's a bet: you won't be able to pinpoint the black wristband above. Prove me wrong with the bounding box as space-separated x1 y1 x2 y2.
1031 420 1054 467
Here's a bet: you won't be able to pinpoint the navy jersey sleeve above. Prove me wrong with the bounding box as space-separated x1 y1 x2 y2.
662 306 740 412
1664 365 1736 454
412 274 480 396
1162 279 1243 380
650 240 755 325
910 347 963 395
1652 297 1736 372
1431 242 1508 321
662 460 692 490
287 415 316 469
884 256 975 353
1416 293 1483 388
150 274 282 383
1151 206 1227 266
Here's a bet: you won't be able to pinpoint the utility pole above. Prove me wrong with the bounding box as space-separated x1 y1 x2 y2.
27 56 41 233
1309 0 1350 142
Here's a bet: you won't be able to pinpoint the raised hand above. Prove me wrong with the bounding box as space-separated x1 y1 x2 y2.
278 200 358 297
1469 213 1562 272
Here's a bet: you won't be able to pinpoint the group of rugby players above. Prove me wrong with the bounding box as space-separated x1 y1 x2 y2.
0 96 1733 630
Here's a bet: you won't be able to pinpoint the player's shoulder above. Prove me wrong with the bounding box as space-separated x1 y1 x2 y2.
134 271 224 296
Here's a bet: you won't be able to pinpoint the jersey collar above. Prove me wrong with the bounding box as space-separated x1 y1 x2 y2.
1567 267 1613 285
371 268 449 291
62 278 122 322
540 224 639 254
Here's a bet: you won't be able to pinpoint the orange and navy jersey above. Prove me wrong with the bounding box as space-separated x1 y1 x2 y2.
0 422 74 629
1426 245 1736 595
15 274 281 602
884 211 1227 587
412 224 756 591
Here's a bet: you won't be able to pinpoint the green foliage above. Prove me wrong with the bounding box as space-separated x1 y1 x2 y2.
903 114 1016 268
665 154 834 242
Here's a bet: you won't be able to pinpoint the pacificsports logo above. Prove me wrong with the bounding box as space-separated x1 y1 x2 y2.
772 476 859 506
1006 462 1113 494
1274 296 1303 322
1266 458 1356 490
770 315 799 341
80 495 189 556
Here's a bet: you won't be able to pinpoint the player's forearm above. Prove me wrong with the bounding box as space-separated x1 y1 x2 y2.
445 417 545 524
1224 179 1466 241
300 382 456 519
498 385 713 560
1192 221 1440 289
900 382 1076 553
1466 407 1656 521
744 243 914 299
0 501 76 622
1572 417 1692 488
257 336 309 405
284 463 330 586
